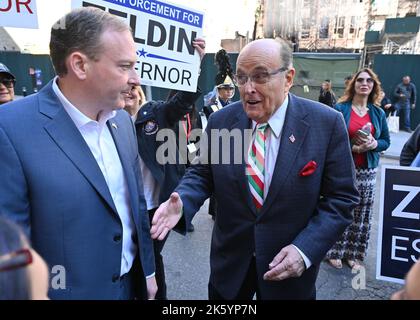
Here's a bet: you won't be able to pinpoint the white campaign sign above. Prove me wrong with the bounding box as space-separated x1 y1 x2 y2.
0 0 39 29
72 0 204 92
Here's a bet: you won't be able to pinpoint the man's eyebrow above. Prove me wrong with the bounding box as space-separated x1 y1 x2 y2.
252 66 269 71
117 60 136 66
236 66 268 73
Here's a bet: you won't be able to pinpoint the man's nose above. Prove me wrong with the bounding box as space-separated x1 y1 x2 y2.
242 79 256 93
129 70 140 86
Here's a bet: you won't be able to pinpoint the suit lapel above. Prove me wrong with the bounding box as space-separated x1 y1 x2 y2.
260 95 310 216
40 82 118 214
231 109 257 215
107 118 140 221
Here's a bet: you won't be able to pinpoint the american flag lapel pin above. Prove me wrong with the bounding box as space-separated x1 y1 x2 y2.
289 134 296 143
111 123 118 129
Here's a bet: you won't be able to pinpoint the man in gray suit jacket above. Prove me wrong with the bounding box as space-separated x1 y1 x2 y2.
151 38 359 299
0 8 156 299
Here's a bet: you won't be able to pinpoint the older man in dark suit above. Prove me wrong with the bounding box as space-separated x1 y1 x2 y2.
0 8 156 300
151 38 359 300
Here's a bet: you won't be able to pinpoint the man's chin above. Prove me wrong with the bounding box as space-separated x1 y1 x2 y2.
245 109 266 123
113 100 126 110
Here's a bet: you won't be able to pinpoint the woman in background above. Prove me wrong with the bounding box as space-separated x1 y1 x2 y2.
326 69 390 269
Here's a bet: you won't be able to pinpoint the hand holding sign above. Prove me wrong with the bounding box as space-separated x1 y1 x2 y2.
192 38 206 61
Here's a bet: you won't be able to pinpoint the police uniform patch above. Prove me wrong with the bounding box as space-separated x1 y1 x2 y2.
144 121 158 135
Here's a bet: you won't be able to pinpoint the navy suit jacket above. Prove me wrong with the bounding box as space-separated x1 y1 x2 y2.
175 93 359 299
0 81 154 299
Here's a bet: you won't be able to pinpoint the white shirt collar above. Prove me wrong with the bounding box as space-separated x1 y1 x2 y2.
252 95 289 138
52 76 116 129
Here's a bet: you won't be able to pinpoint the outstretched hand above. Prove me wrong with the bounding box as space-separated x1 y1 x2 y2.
193 38 206 61
150 192 183 241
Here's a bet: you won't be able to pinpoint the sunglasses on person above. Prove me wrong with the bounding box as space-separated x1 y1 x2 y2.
0 78 16 88
0 248 33 272
234 67 288 86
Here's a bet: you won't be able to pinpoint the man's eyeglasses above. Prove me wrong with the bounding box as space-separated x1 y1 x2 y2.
0 248 33 272
0 78 16 88
356 77 374 84
234 67 288 86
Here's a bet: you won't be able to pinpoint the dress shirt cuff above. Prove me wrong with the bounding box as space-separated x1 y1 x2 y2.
292 245 312 269
145 272 155 279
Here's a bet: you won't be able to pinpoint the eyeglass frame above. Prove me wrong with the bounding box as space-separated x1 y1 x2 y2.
234 67 288 86
0 78 16 88
0 248 33 272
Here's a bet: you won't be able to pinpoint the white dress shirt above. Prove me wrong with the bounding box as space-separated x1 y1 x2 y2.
53 77 137 276
249 95 312 269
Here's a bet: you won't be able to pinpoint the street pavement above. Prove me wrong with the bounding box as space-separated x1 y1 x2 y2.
162 131 414 300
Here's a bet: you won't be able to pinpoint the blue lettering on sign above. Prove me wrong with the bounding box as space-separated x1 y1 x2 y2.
103 0 203 27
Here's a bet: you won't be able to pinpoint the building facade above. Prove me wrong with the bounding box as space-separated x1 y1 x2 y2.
0 27 20 52
255 0 370 52
255 0 419 53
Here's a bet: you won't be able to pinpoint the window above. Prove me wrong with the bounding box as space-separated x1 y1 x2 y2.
334 16 345 38
301 17 311 39
349 16 356 34
301 31 310 39
302 17 311 29
319 17 329 39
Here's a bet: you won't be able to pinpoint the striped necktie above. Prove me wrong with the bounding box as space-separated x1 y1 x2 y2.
246 123 268 211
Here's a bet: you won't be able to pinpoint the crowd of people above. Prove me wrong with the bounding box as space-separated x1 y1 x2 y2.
0 7 419 301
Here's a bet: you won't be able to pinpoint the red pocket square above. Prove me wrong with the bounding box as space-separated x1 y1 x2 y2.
299 161 318 177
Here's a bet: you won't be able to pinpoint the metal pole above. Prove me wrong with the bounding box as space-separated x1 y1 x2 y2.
145 85 153 102
359 46 366 69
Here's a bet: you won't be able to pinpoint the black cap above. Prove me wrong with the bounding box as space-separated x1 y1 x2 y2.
0 63 16 80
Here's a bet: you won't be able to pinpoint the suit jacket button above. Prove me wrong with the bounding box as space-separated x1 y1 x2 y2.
112 274 119 283
113 234 122 242
253 252 256 257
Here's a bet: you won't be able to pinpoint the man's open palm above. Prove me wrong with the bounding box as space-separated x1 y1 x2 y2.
150 192 183 240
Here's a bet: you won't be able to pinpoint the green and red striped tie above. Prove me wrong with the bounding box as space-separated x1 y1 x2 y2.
246 123 268 210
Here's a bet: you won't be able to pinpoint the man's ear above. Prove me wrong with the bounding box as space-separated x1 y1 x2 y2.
285 67 295 93
66 52 89 80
